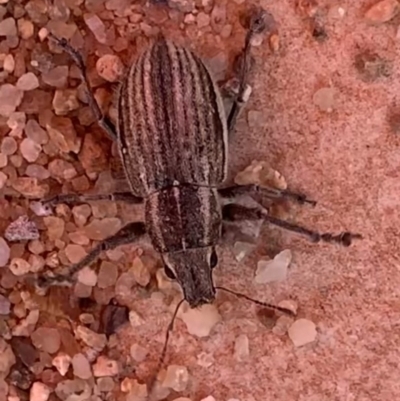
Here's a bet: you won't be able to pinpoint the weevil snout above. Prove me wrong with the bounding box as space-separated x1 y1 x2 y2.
162 246 218 308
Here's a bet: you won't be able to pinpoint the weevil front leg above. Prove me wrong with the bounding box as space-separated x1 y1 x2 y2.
218 184 316 206
227 8 269 132
42 192 143 207
48 33 118 141
222 203 362 247
36 222 147 291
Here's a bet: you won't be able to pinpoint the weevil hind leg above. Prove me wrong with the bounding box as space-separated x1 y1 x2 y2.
48 33 118 141
226 8 270 133
218 184 317 206
36 222 147 291
222 203 362 247
42 192 143 207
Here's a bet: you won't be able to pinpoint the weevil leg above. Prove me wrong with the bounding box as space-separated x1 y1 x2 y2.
48 33 118 141
227 9 268 132
222 203 362 247
36 222 147 291
42 192 143 207
218 184 316 206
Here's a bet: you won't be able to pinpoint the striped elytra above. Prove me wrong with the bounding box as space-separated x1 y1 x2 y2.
117 36 229 196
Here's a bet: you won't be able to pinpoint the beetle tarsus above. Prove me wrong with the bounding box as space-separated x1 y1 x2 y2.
218 184 316 206
222 203 361 247
42 192 143 207
48 32 118 141
35 222 147 290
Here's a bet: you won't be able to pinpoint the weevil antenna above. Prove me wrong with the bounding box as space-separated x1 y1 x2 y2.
147 298 185 398
216 286 296 317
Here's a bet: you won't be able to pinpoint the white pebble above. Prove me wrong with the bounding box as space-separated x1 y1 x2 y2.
180 303 221 337
16 72 39 91
288 318 317 347
234 334 249 361
77 266 97 286
0 237 10 267
52 353 71 376
30 382 51 401
9 258 31 276
162 365 189 392
254 249 292 284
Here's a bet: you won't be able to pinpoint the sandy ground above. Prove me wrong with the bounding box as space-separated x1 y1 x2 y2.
1 0 400 400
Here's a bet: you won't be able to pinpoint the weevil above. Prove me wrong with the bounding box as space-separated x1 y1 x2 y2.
33 7 362 396
37 8 361 304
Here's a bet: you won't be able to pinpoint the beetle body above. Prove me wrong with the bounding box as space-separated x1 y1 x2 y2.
117 38 228 306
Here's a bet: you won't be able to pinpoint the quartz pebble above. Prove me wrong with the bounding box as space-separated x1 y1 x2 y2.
162 365 189 392
0 171 6 189
31 327 61 354
3 54 15 73
16 73 40 91
235 160 287 190
1 137 17 155
42 66 69 88
84 218 122 241
0 338 16 376
364 0 399 23
12 177 49 198
72 353 92 379
52 353 71 376
5 215 39 242
130 256 151 287
168 0 194 12
130 343 148 362
197 12 210 28
129 310 145 327
255 249 292 284
180 303 221 337
65 244 87 264
84 14 107 44
313 87 337 112
9 258 31 276
0 84 23 117
72 204 91 227
43 216 65 240
288 318 317 347
233 334 249 361
233 241 256 262
20 138 41 162
278 299 298 315
97 377 115 392
0 17 17 36
29 382 51 401
30 201 52 217
272 315 294 336
18 18 34 39
25 119 48 145
0 294 10 315
76 326 107 351
52 89 79 115
55 379 91 401
97 261 119 288
12 309 39 336
77 266 97 286
96 54 124 82
0 237 10 267
93 355 119 377
124 379 148 400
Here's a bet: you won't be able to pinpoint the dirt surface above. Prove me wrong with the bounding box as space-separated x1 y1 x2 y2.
0 0 399 400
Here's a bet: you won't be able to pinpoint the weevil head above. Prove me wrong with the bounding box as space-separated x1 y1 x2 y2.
162 246 218 308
